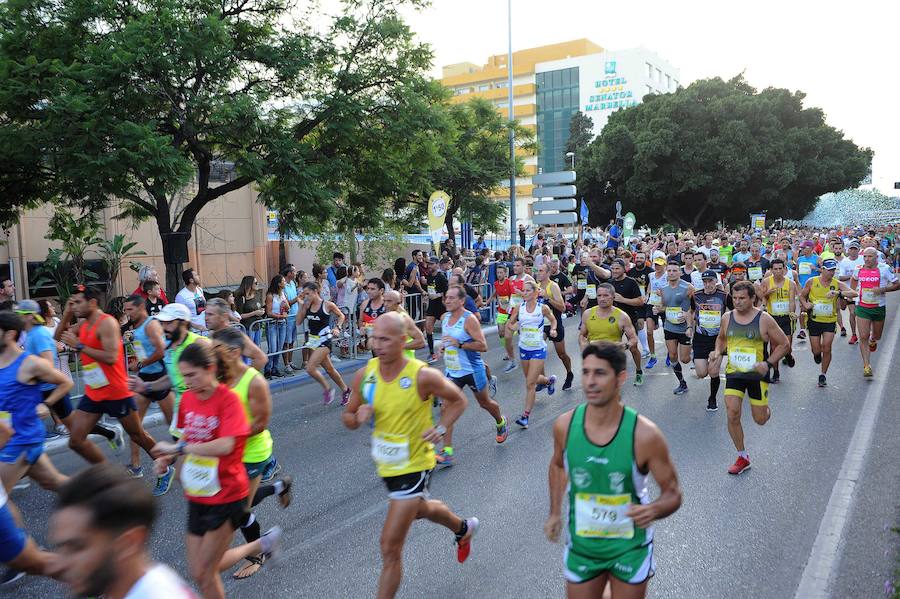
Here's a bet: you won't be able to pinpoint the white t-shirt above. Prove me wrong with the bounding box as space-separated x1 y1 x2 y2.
175 286 207 329
837 256 864 281
125 564 197 599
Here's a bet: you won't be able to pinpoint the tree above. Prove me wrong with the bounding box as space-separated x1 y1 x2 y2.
580 75 873 230
803 188 900 226
565 111 596 223
0 0 436 294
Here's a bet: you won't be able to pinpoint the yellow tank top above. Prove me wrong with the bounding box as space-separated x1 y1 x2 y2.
394 308 416 359
584 306 628 343
764 276 791 316
232 367 273 464
725 311 765 377
362 357 435 477
808 276 838 323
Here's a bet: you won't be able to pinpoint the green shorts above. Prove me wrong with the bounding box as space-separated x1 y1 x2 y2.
496 313 509 333
244 455 274 480
855 305 886 322
563 543 655 585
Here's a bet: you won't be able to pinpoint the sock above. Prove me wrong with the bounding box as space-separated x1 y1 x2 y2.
240 512 261 544
709 377 720 399
673 362 684 383
427 333 434 354
92 424 115 440
650 352 656 358
636 369 643 375
455 519 468 540
443 446 454 455
251 484 277 508
524 410 531 418
496 416 505 427
738 451 749 459
637 328 649 352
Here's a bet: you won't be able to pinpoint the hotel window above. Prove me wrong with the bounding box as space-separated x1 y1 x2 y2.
495 80 508 88
477 84 489 91
645 62 652 78
666 75 671 90
655 68 662 83
645 85 653 97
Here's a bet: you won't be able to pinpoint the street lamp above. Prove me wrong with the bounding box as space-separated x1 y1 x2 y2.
565 151 575 170
507 0 516 248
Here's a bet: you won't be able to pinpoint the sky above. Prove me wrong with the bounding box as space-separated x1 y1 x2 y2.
396 0 899 194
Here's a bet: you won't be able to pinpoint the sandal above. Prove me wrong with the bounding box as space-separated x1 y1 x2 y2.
233 554 266 580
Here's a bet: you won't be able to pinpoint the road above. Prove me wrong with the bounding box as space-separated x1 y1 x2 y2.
6 298 900 599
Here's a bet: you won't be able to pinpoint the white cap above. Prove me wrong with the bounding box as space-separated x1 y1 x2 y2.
154 303 191 322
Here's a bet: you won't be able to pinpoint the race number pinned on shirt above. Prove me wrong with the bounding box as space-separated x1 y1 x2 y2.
305 334 328 349
771 300 790 315
861 289 879 305
132 340 149 361
444 347 462 371
728 349 756 372
371 432 410 470
577 278 587 291
82 363 110 389
812 301 833 317
520 326 543 348
698 310 721 330
799 262 812 275
574 493 635 539
181 455 221 498
427 285 437 297
665 307 685 324
748 267 763 281
586 285 597 300
649 290 662 306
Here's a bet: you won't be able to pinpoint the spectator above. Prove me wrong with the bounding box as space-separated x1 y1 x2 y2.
264 275 289 378
0 278 15 303
381 268 396 293
518 223 527 248
235 275 265 348
174 268 207 331
393 258 406 284
342 265 362 312
143 280 166 317
326 252 344 289
473 235 488 252
215 289 241 323
281 265 301 372
333 266 348 308
312 263 332 302
132 265 169 303
105 296 131 337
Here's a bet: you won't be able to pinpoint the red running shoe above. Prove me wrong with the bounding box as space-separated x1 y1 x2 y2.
869 339 877 353
848 334 858 345
728 456 751 475
456 517 479 563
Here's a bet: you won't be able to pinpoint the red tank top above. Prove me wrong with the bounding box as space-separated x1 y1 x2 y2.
78 314 130 401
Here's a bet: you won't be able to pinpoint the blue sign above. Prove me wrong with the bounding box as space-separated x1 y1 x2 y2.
605 61 617 75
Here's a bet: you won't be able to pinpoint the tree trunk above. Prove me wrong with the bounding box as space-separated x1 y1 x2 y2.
445 211 456 256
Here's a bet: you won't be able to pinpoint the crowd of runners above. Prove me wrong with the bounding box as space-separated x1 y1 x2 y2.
0 221 898 598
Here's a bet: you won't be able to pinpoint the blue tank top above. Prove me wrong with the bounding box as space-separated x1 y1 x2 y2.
132 317 164 374
441 311 483 376
0 353 46 446
797 254 819 287
23 325 59 392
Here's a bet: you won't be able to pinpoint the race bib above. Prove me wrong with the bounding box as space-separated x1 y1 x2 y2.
728 349 756 372
748 267 763 281
574 493 634 539
861 289 879 305
771 300 790 315
498 295 510 310
444 347 462 371
799 262 812 275
305 334 328 349
132 340 148 361
371 432 410 469
82 363 110 389
577 279 587 290
180 455 221 498
665 307 685 324
428 285 437 297
586 285 597 300
812 301 833 317
0 411 11 429
649 290 662 306
698 310 721 330
521 326 543 348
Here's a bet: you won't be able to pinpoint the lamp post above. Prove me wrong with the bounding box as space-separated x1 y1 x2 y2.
565 151 575 170
507 0 516 248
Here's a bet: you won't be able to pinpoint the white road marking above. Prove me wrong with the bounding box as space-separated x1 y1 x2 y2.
793 311 900 598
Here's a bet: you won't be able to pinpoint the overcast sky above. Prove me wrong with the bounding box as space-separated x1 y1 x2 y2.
397 0 898 193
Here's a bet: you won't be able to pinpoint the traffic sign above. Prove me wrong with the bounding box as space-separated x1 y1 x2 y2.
533 212 578 225
533 199 577 212
533 185 576 199
532 171 576 186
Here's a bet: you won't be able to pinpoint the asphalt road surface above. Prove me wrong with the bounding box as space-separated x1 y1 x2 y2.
6 298 900 599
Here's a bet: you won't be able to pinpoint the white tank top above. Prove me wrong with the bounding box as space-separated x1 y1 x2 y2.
518 300 546 350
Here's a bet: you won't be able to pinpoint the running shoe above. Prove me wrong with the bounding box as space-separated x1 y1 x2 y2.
535 381 546 392
152 465 175 497
727 455 751 475
13 478 30 491
277 475 293 508
54 424 69 436
435 449 455 467
633 372 644 386
665 355 671 367
869 339 878 353
260 526 283 563
797 330 807 340
839 327 847 337
271 368 284 378
455 517 479 563
813 353 822 365
640 349 651 360
706 398 718 412
818 374 827 388
284 364 295 374
863 365 873 378
673 381 688 395
770 370 780 384
108 425 125 453
515 415 529 429
848 334 858 345
645 356 658 369
126 465 143 479
546 375 557 396
427 354 439 364
323 388 337 405
785 354 796 368
489 376 498 399
495 417 508 443
45 428 61 441
261 458 282 483
340 388 351 407
502 355 510 361
0 568 24 586
503 362 517 373
562 371 574 391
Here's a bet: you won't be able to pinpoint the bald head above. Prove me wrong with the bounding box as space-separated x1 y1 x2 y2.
374 311 405 336
384 290 401 305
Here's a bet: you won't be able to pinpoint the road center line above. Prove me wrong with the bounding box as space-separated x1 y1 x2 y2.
793 309 900 598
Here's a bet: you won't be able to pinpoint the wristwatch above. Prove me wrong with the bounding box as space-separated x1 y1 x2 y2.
175 440 187 455
75 342 85 351
435 424 447 437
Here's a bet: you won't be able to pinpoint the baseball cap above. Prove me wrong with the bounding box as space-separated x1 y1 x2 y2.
14 299 45 324
652 257 667 266
802 240 815 248
154 303 191 322
709 248 719 255
848 240 860 249
701 270 718 280
822 259 838 270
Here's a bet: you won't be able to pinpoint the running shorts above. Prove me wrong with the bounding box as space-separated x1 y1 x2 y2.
188 499 248 536
244 455 275 480
0 442 44 465
382 469 432 500
519 347 547 361
691 334 717 361
663 330 692 346
855 305 886 321
42 388 74 419
544 323 565 343
496 313 509 328
772 315 794 339
563 543 655 585
450 370 488 393
77 396 137 418
724 377 769 406
0 503 26 563
137 371 170 403
426 299 446 319
808 319 836 337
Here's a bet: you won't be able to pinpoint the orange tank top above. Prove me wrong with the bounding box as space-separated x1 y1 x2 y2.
78 314 130 401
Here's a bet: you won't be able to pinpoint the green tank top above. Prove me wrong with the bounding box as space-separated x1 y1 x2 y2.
165 331 201 439
724 310 765 378
565 404 650 560
232 367 273 464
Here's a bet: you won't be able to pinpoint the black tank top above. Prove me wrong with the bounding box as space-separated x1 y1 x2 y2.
306 301 332 335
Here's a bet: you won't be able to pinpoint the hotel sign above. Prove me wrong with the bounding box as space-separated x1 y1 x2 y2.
585 60 638 112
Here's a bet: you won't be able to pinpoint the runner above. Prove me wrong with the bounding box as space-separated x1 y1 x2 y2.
626 251 654 358
151 343 281 599
48 463 197 598
709 281 790 475
757 259 799 383
359 278 387 352
434 286 508 467
578 284 642 385
851 247 900 377
545 342 682 599
828 239 849 336
691 271 728 411
487 264 518 370
656 262 694 395
536 263 575 390
838 241 864 344
799 259 857 387
204 298 268 370
54 286 162 475
507 280 558 429
579 251 612 312
210 328 292 580
123 295 172 478
795 240 821 341
643 256 668 369
297 281 350 406
382 290 427 359
342 312 478 599
423 258 449 363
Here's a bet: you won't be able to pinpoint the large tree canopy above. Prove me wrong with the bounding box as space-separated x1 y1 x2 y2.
580 75 872 230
